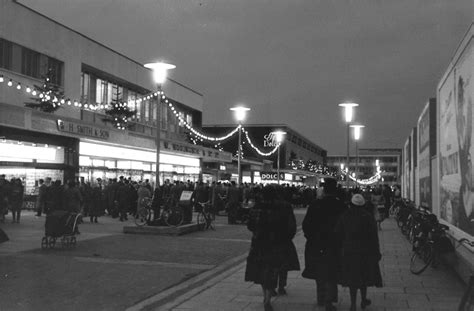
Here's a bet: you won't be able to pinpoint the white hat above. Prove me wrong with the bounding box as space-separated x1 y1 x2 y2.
351 194 366 206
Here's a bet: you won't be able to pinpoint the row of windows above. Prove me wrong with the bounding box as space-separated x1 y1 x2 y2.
80 71 194 131
0 38 63 86
288 133 324 156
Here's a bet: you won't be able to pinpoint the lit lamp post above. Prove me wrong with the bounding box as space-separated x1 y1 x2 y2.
350 124 364 188
272 130 286 185
230 106 250 185
339 102 358 188
144 61 176 188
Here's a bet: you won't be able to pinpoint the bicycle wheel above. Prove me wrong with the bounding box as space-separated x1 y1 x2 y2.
134 207 149 227
410 242 433 275
164 208 183 227
196 212 206 230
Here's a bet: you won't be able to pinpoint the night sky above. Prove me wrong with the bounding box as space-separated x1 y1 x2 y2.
19 0 473 154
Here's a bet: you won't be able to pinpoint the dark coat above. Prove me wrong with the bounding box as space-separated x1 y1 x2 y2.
335 205 383 288
245 200 300 288
89 186 102 217
302 195 346 281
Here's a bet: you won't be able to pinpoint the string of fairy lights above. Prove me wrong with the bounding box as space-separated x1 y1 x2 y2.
1 72 384 183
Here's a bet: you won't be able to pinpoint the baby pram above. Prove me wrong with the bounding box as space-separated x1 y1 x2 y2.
41 210 81 249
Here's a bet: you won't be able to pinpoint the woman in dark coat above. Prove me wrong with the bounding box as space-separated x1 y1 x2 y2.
302 178 346 310
9 178 24 223
335 193 383 311
245 185 299 311
89 183 102 223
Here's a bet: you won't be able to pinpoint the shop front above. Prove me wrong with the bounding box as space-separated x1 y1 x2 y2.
0 125 79 208
78 140 202 186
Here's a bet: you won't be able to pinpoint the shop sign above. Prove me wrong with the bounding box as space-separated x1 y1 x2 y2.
162 140 231 162
263 132 278 147
57 119 110 140
260 171 285 180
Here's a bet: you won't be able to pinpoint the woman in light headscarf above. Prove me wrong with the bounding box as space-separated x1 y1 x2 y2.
335 193 383 311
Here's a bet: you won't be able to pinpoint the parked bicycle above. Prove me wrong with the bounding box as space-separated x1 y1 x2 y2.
409 216 453 275
134 196 184 227
135 197 154 227
196 201 215 231
458 238 474 311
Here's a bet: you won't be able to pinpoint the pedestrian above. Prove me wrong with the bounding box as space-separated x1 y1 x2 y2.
335 193 383 311
244 185 297 311
63 180 83 214
89 182 102 223
226 181 240 224
302 178 346 311
137 182 152 214
0 174 10 223
273 187 300 296
48 180 64 212
116 179 130 221
35 179 47 216
9 178 24 224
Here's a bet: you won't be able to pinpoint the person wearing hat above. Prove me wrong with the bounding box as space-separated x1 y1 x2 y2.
335 193 383 311
302 178 346 311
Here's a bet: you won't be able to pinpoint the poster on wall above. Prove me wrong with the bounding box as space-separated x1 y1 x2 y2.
403 137 411 199
410 128 417 203
418 103 431 209
438 39 473 236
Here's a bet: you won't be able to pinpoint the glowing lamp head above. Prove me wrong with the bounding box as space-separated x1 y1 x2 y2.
272 130 287 143
230 106 250 122
144 62 176 84
350 124 365 140
339 102 359 123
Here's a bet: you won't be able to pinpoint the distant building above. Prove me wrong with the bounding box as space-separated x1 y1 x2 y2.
327 148 402 186
202 124 327 184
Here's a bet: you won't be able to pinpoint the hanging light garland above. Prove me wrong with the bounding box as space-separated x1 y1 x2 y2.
342 170 381 185
242 127 280 156
0 72 242 139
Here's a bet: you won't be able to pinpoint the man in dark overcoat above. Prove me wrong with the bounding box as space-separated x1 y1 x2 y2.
302 178 346 311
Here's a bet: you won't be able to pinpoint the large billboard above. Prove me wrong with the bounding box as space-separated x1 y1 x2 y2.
438 35 473 236
418 101 434 209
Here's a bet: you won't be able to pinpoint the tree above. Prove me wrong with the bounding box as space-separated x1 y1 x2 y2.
103 88 136 130
24 68 63 113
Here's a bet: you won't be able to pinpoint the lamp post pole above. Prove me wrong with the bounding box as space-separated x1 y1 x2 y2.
144 61 175 189
339 102 358 189
272 130 286 185
346 123 350 188
238 123 242 186
156 84 162 188
230 106 250 186
277 145 280 185
350 124 364 189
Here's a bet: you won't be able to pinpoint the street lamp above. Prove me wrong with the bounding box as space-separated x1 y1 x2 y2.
144 61 176 188
350 124 365 188
230 106 250 185
272 130 286 185
339 102 358 188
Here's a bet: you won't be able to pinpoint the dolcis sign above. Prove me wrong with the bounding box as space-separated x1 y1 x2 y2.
260 172 285 181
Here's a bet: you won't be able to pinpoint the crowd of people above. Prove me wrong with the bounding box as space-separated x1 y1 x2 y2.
244 179 399 311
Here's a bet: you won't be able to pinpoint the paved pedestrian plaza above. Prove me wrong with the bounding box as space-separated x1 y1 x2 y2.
0 211 467 311
155 219 465 311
